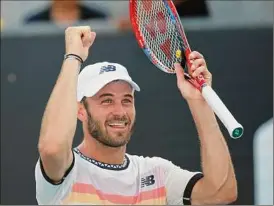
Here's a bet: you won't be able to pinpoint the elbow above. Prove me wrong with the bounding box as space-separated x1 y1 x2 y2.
216 183 238 204
206 175 238 204
224 176 238 203
222 189 237 204
226 185 238 203
38 136 67 157
38 143 58 156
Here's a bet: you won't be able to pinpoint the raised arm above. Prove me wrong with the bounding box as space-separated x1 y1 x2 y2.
38 26 96 183
187 100 237 204
174 51 237 204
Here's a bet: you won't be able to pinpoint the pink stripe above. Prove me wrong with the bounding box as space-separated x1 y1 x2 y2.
72 183 166 204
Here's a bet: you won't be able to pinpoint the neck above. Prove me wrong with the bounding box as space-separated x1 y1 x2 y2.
78 136 127 165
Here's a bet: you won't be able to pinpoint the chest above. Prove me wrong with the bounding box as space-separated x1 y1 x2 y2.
62 166 167 205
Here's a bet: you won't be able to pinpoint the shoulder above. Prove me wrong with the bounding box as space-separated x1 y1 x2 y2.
25 7 51 23
80 5 108 19
127 154 174 170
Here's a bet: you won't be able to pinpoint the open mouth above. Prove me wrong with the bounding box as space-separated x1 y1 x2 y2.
107 121 129 129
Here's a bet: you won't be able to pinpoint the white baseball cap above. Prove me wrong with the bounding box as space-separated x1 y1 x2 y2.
77 62 140 102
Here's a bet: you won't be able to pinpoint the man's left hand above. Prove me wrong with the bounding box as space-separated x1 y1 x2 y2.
175 51 212 101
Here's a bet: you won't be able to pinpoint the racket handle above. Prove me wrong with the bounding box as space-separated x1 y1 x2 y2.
201 85 244 139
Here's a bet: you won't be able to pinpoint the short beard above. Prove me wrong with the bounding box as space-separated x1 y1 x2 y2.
83 99 135 148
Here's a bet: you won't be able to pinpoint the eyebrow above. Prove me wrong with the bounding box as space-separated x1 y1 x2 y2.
124 94 134 99
98 93 133 99
99 93 114 98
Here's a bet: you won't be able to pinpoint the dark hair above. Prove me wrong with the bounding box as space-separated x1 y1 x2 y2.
81 97 89 110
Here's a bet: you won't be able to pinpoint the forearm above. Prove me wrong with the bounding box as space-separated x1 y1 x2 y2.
187 99 232 190
39 59 80 153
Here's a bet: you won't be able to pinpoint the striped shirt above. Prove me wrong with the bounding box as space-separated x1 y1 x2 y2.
35 148 203 205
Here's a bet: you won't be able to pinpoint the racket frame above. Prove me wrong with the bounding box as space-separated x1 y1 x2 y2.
164 0 207 88
129 0 244 139
129 0 174 74
129 0 204 89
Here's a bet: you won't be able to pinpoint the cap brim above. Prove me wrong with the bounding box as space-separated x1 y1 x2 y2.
78 73 140 101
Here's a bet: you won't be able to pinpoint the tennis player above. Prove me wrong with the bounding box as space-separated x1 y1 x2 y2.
35 26 237 205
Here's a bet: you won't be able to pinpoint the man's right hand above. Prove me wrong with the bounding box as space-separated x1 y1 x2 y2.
65 26 96 62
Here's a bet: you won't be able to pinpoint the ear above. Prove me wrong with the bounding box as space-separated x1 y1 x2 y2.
77 102 87 122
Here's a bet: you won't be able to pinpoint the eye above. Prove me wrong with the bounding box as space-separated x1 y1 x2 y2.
122 99 132 104
101 99 113 104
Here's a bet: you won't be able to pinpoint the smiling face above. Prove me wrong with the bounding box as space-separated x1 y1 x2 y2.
78 80 136 148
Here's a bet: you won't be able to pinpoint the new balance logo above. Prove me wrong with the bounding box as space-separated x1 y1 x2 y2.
141 175 155 188
99 65 116 74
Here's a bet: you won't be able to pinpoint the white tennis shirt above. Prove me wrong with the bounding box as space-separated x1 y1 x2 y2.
35 148 203 205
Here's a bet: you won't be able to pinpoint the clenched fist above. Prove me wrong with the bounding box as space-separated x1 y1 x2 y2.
65 26 96 62
175 51 212 101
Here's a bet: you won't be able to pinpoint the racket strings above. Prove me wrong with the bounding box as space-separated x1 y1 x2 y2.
135 0 187 72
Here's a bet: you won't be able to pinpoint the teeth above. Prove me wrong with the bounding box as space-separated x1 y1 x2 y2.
108 122 126 126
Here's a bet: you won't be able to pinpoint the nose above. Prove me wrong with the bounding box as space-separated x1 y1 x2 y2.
112 102 126 115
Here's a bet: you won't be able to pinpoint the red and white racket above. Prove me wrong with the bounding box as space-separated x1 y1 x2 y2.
129 0 243 139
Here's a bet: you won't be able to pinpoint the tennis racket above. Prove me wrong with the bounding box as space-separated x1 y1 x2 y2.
129 0 243 139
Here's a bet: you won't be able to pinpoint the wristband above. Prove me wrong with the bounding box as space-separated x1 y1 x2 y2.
64 54 84 65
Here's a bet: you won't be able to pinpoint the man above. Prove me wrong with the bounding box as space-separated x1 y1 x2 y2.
25 0 108 25
35 26 237 205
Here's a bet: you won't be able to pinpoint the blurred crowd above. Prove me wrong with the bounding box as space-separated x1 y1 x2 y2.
1 0 210 31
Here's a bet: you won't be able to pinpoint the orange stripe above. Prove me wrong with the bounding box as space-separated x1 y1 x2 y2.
71 182 166 204
63 192 167 205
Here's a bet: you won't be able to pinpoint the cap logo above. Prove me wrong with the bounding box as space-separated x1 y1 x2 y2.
99 65 116 74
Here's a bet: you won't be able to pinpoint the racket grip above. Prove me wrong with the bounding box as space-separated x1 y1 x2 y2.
201 85 244 139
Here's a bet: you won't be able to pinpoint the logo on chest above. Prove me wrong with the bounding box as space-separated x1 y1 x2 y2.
141 175 155 188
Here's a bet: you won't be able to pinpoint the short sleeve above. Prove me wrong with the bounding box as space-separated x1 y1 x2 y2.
35 152 77 204
154 157 203 205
